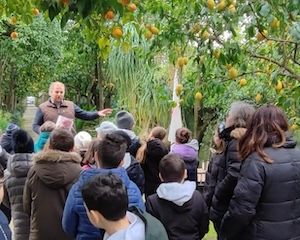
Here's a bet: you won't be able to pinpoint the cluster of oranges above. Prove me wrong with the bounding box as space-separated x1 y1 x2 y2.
106 0 138 39
9 8 39 39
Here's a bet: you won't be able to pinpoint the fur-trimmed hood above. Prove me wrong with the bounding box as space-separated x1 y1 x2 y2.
230 127 247 140
33 150 82 188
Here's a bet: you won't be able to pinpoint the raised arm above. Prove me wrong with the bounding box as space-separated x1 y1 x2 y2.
74 104 112 121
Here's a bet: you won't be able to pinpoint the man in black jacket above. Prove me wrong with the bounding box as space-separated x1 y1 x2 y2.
146 154 209 240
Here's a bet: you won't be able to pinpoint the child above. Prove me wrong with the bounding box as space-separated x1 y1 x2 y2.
203 122 225 209
0 164 12 240
96 121 117 139
62 133 145 239
4 129 34 240
0 123 20 154
146 153 209 240
74 131 92 161
113 130 145 193
115 111 141 157
23 128 82 240
171 127 199 182
81 139 100 170
137 126 169 197
34 121 56 152
82 173 168 240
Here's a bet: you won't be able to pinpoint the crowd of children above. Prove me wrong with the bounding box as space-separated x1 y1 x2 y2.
0 101 300 240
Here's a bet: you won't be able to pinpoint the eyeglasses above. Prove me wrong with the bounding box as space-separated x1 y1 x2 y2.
218 121 225 134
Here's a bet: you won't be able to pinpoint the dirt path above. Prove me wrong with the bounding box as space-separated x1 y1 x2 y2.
22 105 38 141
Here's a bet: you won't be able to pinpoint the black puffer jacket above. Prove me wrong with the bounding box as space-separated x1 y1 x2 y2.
4 153 33 240
210 128 246 225
123 153 145 193
203 151 222 209
142 138 169 197
221 133 300 240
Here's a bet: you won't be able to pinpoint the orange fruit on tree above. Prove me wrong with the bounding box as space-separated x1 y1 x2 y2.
10 32 18 39
195 92 203 101
128 3 137 12
105 10 115 20
149 26 159 35
61 0 70 5
145 31 153 40
120 0 130 5
10 16 17 24
32 8 39 16
112 27 122 38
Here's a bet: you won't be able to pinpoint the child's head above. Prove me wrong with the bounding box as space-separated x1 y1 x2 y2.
74 131 92 152
115 111 135 130
96 121 118 140
82 173 128 228
82 139 101 166
175 127 191 144
49 129 74 152
149 126 167 140
39 121 56 133
112 130 132 151
96 133 127 169
12 129 34 153
159 153 187 183
0 165 4 203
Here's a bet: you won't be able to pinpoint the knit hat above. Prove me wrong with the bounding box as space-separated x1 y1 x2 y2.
115 111 135 130
112 130 132 150
74 131 92 151
96 121 118 137
12 129 34 153
5 123 20 136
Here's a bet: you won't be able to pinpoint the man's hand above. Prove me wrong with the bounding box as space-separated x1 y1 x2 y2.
98 108 113 117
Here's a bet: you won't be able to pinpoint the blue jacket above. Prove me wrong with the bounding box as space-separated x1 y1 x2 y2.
34 132 51 152
0 210 12 240
62 167 145 240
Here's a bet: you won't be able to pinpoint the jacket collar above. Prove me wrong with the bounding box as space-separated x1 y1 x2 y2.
33 149 81 163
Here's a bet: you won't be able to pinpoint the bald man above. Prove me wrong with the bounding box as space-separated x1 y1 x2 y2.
32 82 112 134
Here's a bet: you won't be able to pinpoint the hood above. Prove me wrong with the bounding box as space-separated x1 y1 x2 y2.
220 126 246 141
171 142 198 160
157 181 196 206
122 152 131 169
7 153 33 178
78 167 131 187
33 150 81 188
283 131 297 148
119 129 138 141
103 211 145 240
230 128 247 139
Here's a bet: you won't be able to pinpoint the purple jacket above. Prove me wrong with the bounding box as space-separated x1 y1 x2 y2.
171 139 199 182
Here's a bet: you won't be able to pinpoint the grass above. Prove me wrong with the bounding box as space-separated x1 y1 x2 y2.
203 221 217 240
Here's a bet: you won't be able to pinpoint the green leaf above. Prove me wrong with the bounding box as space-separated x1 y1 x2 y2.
121 42 131 53
48 5 59 21
260 3 271 17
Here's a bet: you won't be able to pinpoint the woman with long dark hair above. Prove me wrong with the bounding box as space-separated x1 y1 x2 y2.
220 105 300 240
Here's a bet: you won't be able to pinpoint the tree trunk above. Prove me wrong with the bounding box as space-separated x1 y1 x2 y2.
96 57 104 110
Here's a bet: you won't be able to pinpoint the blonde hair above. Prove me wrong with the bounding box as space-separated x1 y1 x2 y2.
48 81 65 96
39 121 56 132
136 126 167 163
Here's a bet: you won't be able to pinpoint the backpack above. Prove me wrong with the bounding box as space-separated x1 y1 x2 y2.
128 206 169 240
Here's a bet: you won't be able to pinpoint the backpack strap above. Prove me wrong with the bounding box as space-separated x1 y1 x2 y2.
128 206 168 240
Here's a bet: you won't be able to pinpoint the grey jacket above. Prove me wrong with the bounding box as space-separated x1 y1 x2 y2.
4 153 33 240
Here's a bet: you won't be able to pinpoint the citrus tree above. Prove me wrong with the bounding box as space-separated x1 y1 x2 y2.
2 0 300 141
